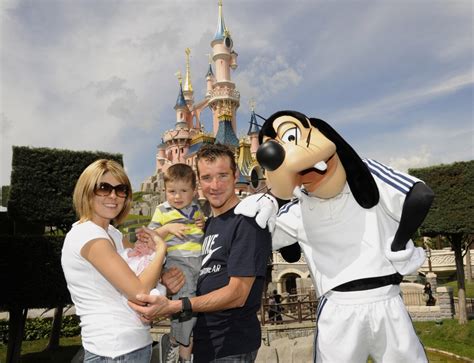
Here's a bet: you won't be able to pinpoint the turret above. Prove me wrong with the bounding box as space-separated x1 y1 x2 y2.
247 109 261 156
174 71 189 130
206 57 215 97
208 0 240 136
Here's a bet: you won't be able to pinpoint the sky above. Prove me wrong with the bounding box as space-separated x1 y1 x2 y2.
1 0 473 191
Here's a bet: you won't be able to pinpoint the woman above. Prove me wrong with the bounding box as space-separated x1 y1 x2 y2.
61 159 166 362
423 282 436 306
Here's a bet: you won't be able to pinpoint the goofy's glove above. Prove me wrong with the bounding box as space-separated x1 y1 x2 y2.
235 193 278 232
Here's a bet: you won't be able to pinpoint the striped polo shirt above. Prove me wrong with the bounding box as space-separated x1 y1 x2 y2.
148 201 204 257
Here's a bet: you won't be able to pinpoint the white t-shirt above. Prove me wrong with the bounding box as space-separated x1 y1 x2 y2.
61 221 152 358
272 159 426 297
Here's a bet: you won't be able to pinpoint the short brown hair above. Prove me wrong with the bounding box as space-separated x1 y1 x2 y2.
73 159 132 226
195 144 237 177
164 163 196 189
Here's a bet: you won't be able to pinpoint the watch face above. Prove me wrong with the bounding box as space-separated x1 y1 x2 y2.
224 36 232 49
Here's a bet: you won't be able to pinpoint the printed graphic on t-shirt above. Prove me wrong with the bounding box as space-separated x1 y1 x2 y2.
200 233 222 275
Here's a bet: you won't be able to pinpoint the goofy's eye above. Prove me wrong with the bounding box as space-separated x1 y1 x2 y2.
281 127 301 144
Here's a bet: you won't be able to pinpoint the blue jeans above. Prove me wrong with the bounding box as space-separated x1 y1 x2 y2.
210 350 258 363
84 344 152 362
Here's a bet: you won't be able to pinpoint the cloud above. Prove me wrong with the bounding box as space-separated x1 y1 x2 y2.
235 55 303 113
1 0 472 190
388 146 433 173
332 70 473 125
356 119 473 173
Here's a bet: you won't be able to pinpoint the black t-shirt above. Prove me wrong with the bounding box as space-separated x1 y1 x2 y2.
192 207 272 362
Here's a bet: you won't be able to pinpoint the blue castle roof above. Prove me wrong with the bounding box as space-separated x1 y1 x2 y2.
206 63 214 78
236 170 249 185
247 110 261 135
215 119 239 147
187 142 204 155
174 83 187 110
214 2 226 41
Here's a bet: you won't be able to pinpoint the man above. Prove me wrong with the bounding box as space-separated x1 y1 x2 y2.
129 144 272 363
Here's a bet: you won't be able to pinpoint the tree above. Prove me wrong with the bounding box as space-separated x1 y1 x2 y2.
410 160 474 324
3 146 123 362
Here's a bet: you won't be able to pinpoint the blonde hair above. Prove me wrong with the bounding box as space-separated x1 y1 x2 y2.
73 159 132 225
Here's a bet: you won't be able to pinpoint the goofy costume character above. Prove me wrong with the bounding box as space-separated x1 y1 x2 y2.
236 110 434 363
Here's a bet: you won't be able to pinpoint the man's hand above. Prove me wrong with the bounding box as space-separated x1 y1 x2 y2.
162 266 185 295
195 216 205 230
128 294 180 323
234 193 278 231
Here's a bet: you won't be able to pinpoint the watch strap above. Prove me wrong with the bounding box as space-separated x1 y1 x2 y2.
180 297 192 313
177 297 193 322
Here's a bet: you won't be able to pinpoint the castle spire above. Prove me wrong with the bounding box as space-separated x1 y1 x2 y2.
247 110 260 135
247 98 261 136
183 48 193 92
214 0 226 41
247 100 261 155
206 53 214 78
174 71 187 111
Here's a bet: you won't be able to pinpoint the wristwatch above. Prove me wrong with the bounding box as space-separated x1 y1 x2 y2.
178 297 193 322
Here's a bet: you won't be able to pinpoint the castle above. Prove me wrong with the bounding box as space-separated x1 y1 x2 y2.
140 0 265 203
136 1 312 296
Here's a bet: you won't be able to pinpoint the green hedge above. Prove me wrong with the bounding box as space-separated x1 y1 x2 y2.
0 212 13 235
409 160 474 236
0 315 80 343
0 235 71 310
8 146 123 233
1 185 9 207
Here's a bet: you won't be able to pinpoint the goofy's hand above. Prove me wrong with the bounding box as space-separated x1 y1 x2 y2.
234 193 278 232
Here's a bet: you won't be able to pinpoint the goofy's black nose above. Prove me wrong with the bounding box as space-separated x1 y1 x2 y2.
256 140 285 171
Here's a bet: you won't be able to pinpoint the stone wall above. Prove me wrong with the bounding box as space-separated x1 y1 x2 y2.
256 335 314 363
402 284 454 321
435 286 455 319
261 322 315 346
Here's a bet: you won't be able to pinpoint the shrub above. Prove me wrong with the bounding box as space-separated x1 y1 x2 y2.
0 315 80 343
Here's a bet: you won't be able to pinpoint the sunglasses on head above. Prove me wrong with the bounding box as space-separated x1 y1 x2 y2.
94 182 129 198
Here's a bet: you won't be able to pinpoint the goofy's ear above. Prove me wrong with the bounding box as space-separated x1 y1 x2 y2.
310 118 379 209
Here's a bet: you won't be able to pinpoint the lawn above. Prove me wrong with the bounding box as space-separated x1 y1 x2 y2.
414 319 474 360
1 320 473 362
442 280 474 298
0 336 82 362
